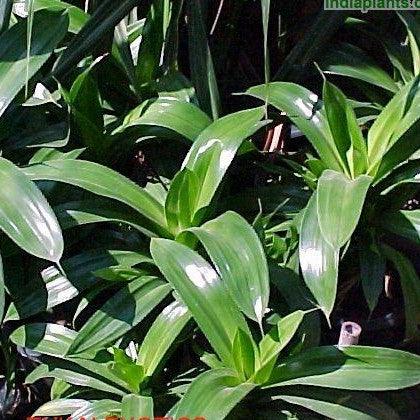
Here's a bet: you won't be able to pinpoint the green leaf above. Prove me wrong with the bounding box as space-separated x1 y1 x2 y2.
183 107 266 219
317 170 372 248
398 11 420 75
186 211 269 325
173 368 255 420
299 194 339 319
70 400 120 419
0 157 63 262
52 0 147 78
33 399 89 416
110 349 144 393
23 159 170 237
122 394 153 419
322 80 368 177
368 75 420 176
255 310 305 384
187 0 220 119
360 247 385 313
267 345 420 390
0 254 4 322
381 244 420 341
0 0 12 34
150 238 251 368
0 9 68 116
138 299 191 377
320 42 399 93
273 388 399 420
34 0 88 34
165 168 200 233
246 83 345 172
68 276 171 356
232 328 256 380
381 209 420 245
116 98 212 141
261 0 270 84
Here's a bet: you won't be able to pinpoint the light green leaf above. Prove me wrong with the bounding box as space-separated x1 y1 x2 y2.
122 394 153 419
232 328 256 380
150 238 251 368
0 254 4 322
317 170 372 248
67 276 171 356
186 211 269 325
267 345 420 390
0 157 63 262
173 368 255 420
138 299 191 377
299 194 339 319
33 399 89 416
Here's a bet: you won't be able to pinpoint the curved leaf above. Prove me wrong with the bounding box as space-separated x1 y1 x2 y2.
267 345 420 390
122 394 153 419
182 107 267 218
68 276 172 356
173 368 255 420
186 211 270 325
0 157 63 262
317 170 372 248
23 159 170 237
150 238 251 368
0 9 68 116
299 194 339 319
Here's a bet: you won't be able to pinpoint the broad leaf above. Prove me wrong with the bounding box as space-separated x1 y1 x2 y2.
183 107 266 219
267 345 420 390
186 211 269 325
122 394 153 419
299 194 339 319
317 170 372 248
0 157 63 262
246 83 346 172
68 276 171 356
23 159 170 237
150 238 251 368
381 209 420 244
173 368 255 420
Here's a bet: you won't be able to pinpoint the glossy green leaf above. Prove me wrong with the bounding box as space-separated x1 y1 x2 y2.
323 80 368 177
261 0 270 84
317 170 372 248
116 98 212 141
267 345 420 390
186 211 269 325
183 107 267 219
34 0 88 33
23 159 170 237
138 299 191 377
165 168 200 233
273 388 399 420
0 157 63 262
246 83 345 172
368 75 420 175
70 400 120 419
398 11 420 75
68 276 171 356
382 244 420 341
0 9 68 116
187 0 220 119
299 194 339 319
232 328 256 380
255 310 305 384
0 0 12 34
122 394 153 419
52 0 146 78
150 238 251 368
173 368 255 420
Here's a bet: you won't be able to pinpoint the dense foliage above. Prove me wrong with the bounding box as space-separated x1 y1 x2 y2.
0 1 419 418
